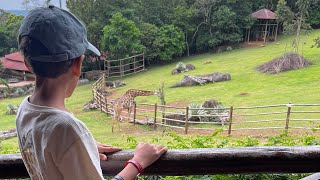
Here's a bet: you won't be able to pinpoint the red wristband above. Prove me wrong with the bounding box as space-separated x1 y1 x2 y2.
125 159 144 175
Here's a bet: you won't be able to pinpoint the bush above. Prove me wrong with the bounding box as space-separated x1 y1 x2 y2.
175 62 187 72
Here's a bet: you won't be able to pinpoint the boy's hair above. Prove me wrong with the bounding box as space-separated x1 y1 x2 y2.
19 36 75 78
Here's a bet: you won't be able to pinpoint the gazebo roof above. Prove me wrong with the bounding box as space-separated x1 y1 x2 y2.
251 9 277 20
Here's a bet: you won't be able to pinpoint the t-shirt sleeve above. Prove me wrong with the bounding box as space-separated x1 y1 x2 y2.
57 134 104 180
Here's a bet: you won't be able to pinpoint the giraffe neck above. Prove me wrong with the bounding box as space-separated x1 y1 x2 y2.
128 89 155 98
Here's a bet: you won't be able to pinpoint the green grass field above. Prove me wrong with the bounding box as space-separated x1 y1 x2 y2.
1 31 320 154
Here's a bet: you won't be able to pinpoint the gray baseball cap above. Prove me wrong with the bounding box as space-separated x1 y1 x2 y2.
18 5 101 62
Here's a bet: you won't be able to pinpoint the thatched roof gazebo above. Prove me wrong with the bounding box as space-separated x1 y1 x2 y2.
245 9 279 43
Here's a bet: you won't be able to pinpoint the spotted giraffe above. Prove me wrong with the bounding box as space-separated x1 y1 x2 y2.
112 89 159 132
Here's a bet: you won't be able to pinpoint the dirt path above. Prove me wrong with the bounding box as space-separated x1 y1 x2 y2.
0 81 34 88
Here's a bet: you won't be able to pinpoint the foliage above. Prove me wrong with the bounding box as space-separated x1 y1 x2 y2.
276 0 314 54
0 10 23 57
101 12 143 59
188 103 228 123
175 62 187 72
140 23 160 63
154 25 185 61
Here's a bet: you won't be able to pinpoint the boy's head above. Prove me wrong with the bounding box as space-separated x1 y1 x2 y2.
18 5 100 79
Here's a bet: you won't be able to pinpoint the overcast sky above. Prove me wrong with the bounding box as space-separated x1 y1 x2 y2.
0 0 67 10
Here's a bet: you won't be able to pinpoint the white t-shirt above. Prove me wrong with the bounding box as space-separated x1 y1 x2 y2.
16 97 104 180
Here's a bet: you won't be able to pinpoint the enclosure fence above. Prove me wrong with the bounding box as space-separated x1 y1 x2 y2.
104 53 145 79
92 82 320 134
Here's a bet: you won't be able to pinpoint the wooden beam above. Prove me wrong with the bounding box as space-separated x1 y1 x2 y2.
2 146 320 178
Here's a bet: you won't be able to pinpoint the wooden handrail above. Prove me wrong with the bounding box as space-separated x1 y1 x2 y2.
1 146 320 178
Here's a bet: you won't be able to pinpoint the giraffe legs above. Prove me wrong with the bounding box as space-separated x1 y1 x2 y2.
112 108 123 133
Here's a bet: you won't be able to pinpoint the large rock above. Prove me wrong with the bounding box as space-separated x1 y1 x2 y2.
77 79 90 86
170 72 231 88
199 72 231 82
171 69 180 75
186 64 196 70
164 114 185 126
83 100 98 110
85 70 104 81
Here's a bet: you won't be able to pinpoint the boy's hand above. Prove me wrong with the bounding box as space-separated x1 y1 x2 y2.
132 142 168 169
96 141 122 161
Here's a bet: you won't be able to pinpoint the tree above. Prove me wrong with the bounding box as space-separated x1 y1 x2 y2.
276 0 313 54
140 23 160 64
154 25 185 61
101 12 143 59
0 10 23 57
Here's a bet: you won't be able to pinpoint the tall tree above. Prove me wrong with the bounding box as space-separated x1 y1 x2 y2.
154 25 185 61
101 12 143 59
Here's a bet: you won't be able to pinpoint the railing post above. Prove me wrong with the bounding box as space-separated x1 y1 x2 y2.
154 103 158 130
142 53 145 71
228 106 234 135
133 102 137 126
285 103 292 130
185 106 189 134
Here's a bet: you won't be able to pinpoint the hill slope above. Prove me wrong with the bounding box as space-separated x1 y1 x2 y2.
110 30 320 107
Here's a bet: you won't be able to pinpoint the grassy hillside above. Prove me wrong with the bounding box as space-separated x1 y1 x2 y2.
112 30 320 107
1 31 320 154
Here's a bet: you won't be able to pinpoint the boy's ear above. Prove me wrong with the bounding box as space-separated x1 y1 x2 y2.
71 55 84 77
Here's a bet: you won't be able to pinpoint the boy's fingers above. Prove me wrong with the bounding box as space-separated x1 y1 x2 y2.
99 154 107 161
158 147 168 155
99 147 122 153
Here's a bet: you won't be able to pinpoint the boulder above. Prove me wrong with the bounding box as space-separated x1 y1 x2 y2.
164 114 185 126
171 69 180 75
85 70 104 81
114 80 126 88
170 73 231 88
77 79 90 86
106 81 115 88
199 72 231 82
83 100 98 110
186 64 196 71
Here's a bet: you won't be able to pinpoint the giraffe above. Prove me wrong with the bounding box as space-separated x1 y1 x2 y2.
112 89 159 132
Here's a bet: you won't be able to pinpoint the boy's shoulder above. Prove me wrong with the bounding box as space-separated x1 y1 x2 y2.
17 97 90 143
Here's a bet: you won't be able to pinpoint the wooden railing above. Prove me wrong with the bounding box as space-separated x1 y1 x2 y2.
1 146 320 179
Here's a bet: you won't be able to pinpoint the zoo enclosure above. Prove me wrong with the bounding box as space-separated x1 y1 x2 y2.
92 79 320 134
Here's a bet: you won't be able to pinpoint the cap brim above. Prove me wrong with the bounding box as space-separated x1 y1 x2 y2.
87 42 101 56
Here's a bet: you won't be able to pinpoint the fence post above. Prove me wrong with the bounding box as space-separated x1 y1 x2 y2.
285 103 292 130
104 96 109 115
133 102 137 126
228 106 234 135
142 53 145 71
185 106 189 134
120 59 123 78
133 56 136 73
154 103 158 130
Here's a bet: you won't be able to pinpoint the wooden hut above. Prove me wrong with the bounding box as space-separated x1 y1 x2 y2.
245 9 279 43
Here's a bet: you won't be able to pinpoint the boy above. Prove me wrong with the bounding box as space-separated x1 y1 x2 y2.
16 5 167 180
